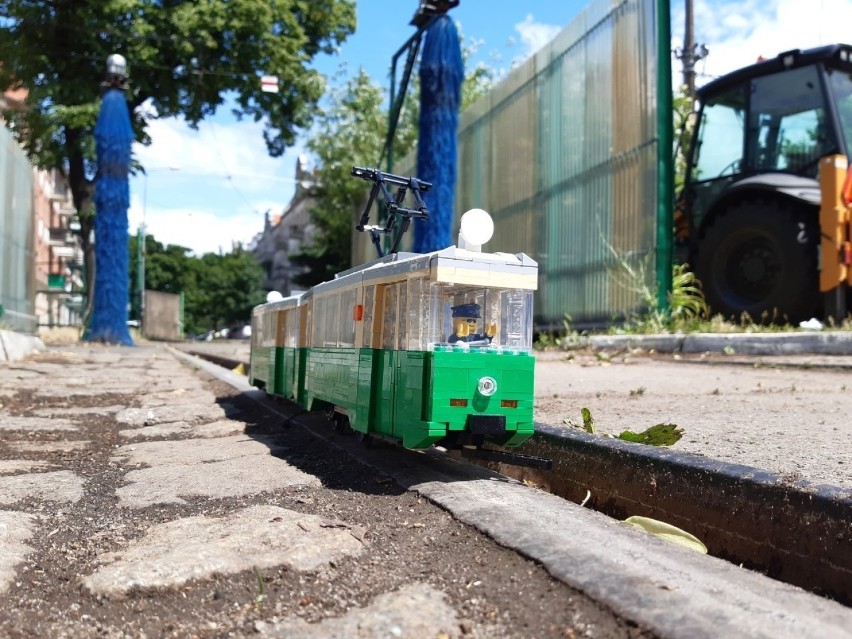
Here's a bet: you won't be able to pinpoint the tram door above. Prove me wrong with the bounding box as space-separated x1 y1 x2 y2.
371 283 404 437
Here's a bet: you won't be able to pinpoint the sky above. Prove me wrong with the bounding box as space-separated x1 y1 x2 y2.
128 0 852 256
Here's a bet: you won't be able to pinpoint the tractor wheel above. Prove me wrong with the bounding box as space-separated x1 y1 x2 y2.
694 199 819 323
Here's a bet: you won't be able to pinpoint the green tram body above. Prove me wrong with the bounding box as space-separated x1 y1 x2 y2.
250 246 538 450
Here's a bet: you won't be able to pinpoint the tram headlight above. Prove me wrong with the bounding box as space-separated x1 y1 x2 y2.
477 376 497 396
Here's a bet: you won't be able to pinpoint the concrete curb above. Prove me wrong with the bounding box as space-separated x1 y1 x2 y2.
507 425 852 605
0 330 45 363
588 331 852 355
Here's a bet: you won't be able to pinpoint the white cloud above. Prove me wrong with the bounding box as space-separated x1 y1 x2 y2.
129 203 266 256
513 14 561 60
674 0 852 84
129 111 309 255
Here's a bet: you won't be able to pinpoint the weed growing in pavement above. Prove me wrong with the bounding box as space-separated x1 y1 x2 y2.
534 314 584 350
565 407 684 446
532 239 852 344
253 566 266 607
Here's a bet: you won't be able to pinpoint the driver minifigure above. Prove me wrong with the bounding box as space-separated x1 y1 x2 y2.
449 303 497 344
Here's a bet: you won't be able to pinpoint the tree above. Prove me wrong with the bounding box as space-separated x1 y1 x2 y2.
292 69 419 287
0 0 356 312
129 233 265 335
294 46 494 287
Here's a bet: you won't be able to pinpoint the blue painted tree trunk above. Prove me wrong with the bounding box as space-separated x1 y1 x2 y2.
414 15 463 254
85 88 133 345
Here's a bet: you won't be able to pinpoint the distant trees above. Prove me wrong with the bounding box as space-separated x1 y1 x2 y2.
129 234 265 335
291 69 419 287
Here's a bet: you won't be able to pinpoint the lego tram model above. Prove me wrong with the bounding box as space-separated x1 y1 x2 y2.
250 167 544 465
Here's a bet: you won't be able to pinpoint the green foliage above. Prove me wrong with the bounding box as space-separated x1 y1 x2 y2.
581 407 596 434
534 314 584 350
571 408 684 447
606 241 708 333
0 0 355 306
292 69 419 286
459 34 494 109
668 263 709 322
129 233 266 335
618 424 684 446
295 40 496 286
673 85 697 194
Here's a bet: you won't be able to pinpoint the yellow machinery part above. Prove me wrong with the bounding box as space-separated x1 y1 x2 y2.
819 155 852 292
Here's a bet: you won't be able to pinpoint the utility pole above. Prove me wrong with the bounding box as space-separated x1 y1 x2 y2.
674 0 708 100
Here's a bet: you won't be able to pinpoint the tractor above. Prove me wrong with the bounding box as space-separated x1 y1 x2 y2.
680 44 852 322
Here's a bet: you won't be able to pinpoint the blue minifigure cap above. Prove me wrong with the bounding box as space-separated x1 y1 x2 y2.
451 303 481 318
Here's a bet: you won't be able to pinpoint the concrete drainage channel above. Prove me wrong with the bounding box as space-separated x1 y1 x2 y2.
187 350 851 606
484 426 851 606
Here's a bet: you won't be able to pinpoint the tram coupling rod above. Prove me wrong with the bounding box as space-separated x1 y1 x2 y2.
462 447 553 470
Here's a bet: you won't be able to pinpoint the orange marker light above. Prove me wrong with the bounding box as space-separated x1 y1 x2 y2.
353 304 364 321
450 398 468 407
501 400 518 408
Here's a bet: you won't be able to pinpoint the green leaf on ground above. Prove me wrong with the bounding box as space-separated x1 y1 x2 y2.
618 423 683 446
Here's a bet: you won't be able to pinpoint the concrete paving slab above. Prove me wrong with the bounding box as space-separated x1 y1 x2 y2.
0 460 53 474
115 402 227 426
118 419 247 440
30 405 124 417
0 510 37 593
265 583 462 638
0 470 85 505
112 436 320 507
534 353 852 489
4 440 92 453
138 389 218 408
0 415 80 432
83 505 364 596
33 380 147 397
113 434 278 466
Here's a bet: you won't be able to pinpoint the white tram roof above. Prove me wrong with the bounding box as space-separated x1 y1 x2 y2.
252 292 304 314
312 246 539 296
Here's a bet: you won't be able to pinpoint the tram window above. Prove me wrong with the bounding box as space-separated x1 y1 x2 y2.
398 283 408 350
263 311 276 348
382 285 398 350
339 289 356 347
412 284 535 352
406 277 427 350
285 308 299 347
278 311 287 346
362 286 375 348
325 294 340 346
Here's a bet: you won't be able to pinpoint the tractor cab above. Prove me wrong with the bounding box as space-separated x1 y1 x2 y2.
681 44 852 322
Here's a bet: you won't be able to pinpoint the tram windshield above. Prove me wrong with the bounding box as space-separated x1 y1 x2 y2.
406 279 534 353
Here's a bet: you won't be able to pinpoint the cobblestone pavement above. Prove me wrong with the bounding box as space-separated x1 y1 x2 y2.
0 344 650 639
3 343 851 639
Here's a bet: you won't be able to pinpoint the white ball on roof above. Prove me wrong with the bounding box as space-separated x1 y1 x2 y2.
459 208 494 247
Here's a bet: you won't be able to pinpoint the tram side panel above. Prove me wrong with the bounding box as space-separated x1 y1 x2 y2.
249 305 274 390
